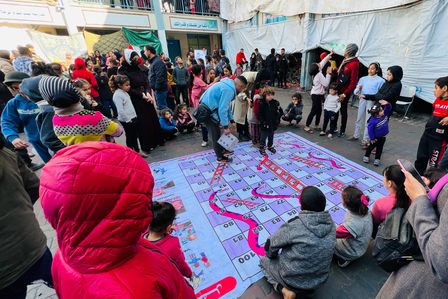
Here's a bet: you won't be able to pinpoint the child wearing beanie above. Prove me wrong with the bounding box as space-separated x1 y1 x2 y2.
39 76 122 146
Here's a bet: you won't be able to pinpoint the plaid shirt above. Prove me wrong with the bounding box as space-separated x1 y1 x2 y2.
13 56 33 75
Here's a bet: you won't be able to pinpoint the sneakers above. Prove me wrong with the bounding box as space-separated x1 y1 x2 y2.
29 162 45 172
337 132 346 138
374 159 381 166
259 147 266 155
140 151 150 158
201 141 208 147
327 134 333 139
217 156 233 163
319 131 326 136
347 136 358 141
363 156 370 163
267 147 276 154
337 257 352 268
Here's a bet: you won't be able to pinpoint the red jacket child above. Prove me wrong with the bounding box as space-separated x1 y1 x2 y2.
72 57 100 98
40 142 195 299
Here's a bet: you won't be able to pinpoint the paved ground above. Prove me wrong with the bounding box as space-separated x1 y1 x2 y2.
26 87 428 299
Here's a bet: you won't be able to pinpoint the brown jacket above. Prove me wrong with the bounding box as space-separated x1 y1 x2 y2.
0 58 14 74
0 146 47 289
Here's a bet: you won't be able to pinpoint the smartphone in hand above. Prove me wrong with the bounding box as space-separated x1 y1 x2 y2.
397 159 430 191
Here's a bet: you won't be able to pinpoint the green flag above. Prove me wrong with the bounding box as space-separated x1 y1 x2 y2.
121 27 163 54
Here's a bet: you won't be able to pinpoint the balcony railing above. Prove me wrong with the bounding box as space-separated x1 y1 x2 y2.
75 0 220 16
161 0 220 16
76 0 153 11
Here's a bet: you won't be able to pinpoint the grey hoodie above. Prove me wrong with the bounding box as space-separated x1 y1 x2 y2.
260 210 336 291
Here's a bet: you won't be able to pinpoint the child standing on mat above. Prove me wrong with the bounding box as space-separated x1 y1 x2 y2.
258 86 282 155
304 50 333 133
335 186 373 268
175 103 195 133
415 76 448 173
260 186 336 298
363 101 391 166
248 93 261 146
282 93 303 126
145 202 193 279
320 83 341 138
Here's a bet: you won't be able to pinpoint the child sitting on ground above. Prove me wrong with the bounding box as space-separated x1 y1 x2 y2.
260 186 336 298
371 165 410 230
320 83 341 138
363 101 391 166
159 108 178 140
39 76 122 146
175 103 195 133
258 86 282 155
282 92 303 126
145 202 193 279
335 186 373 267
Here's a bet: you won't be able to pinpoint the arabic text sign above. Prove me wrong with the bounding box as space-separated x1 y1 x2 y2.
170 17 218 31
0 4 52 22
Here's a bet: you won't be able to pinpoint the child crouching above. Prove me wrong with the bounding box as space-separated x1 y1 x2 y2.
260 186 336 297
159 108 178 140
363 101 391 166
282 93 303 126
175 104 195 133
335 186 373 267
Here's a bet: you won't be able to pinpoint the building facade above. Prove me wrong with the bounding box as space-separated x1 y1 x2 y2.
0 0 222 61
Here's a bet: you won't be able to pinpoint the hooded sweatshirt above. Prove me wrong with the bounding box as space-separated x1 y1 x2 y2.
260 210 336 290
72 57 99 98
375 65 403 105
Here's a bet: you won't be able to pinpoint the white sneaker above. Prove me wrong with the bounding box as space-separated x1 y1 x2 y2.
327 134 333 138
201 141 208 147
374 159 380 166
363 156 369 163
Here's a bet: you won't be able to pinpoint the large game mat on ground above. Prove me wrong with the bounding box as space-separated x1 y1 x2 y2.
150 132 387 298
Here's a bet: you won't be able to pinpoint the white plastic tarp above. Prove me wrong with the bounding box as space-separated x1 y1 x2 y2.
306 0 448 103
221 0 420 23
225 18 305 67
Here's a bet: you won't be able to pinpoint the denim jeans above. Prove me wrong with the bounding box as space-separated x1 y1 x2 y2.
155 90 168 110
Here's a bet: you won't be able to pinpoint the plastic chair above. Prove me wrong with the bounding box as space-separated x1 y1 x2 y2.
396 85 416 120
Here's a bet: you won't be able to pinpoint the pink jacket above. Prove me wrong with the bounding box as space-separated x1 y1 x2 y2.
40 142 195 299
191 75 209 108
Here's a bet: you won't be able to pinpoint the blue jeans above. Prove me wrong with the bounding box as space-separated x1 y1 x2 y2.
155 90 168 110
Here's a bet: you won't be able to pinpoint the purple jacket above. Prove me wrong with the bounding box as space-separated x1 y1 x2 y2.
367 104 391 140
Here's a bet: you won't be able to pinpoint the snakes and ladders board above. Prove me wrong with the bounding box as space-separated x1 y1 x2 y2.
150 132 387 298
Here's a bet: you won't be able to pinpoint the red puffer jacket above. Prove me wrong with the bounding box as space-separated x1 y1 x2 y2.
40 142 195 299
72 57 100 98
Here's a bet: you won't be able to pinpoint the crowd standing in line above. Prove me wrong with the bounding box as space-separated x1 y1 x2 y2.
1 42 448 299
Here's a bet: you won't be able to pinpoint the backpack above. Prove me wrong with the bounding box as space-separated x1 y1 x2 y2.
372 207 422 272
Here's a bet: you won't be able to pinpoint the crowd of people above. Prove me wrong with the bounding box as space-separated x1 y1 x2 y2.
1 42 448 299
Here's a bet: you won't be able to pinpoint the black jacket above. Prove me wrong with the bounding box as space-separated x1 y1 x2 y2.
258 98 282 130
149 55 167 92
278 55 288 72
95 74 113 101
375 65 403 105
266 54 277 72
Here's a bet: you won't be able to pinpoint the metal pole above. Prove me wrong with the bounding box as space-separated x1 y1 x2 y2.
151 0 169 56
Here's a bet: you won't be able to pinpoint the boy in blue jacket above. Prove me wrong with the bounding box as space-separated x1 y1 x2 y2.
363 101 391 166
1 73 51 163
159 108 178 140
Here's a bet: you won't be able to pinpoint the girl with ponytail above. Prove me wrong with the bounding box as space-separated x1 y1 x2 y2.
334 186 373 268
371 165 410 227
